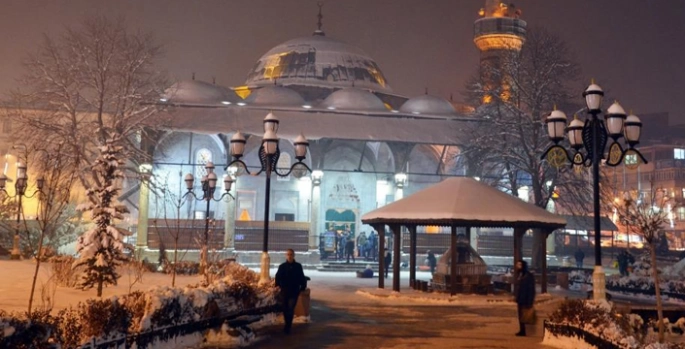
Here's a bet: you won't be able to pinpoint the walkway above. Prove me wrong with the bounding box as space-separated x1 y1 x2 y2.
226 270 562 349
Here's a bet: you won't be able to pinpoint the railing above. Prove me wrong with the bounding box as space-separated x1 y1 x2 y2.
147 219 225 250
234 220 309 252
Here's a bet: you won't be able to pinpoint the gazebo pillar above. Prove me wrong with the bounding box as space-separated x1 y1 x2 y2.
391 224 401 292
408 225 417 288
374 223 386 289
513 227 526 267
450 225 457 296
540 228 554 294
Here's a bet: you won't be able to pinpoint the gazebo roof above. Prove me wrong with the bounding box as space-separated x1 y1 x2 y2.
361 177 566 229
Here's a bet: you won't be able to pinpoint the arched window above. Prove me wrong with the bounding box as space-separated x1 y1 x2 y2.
195 148 212 180
276 152 291 181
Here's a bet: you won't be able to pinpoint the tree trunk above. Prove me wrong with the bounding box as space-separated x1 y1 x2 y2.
530 228 544 269
97 278 103 297
28 233 46 315
172 237 178 287
650 245 665 343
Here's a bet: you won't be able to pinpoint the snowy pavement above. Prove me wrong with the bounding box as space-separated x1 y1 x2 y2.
223 269 560 349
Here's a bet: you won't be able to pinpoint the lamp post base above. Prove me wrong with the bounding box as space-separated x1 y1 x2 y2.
592 265 606 300
10 234 21 260
259 251 271 285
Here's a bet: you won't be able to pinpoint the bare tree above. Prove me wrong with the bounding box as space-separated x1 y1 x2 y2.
9 15 168 296
463 26 583 265
25 143 78 315
614 185 674 343
151 175 196 287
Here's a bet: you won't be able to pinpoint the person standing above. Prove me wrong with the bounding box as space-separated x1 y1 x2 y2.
345 237 356 264
275 249 308 334
574 248 585 269
514 259 535 337
357 232 368 260
384 251 392 278
426 250 437 275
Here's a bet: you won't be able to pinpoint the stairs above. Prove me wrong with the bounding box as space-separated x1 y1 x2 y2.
317 260 391 273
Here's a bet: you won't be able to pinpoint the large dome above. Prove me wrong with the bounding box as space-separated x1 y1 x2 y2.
245 34 392 93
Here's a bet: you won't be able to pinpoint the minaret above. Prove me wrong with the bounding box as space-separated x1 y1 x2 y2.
473 0 526 103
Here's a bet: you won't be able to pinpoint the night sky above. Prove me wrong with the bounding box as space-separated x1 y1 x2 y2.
1 0 684 122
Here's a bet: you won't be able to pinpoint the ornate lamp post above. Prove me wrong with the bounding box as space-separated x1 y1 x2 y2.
541 81 646 300
183 161 234 280
0 162 44 260
227 112 311 284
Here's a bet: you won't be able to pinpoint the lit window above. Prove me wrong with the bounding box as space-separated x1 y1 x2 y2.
624 154 638 165
195 148 212 180
675 148 685 159
276 153 291 181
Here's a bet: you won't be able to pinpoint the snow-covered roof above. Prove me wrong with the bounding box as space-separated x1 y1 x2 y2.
153 107 474 145
362 177 567 229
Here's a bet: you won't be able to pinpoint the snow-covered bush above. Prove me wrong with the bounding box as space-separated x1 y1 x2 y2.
78 297 130 341
50 255 81 287
546 299 685 348
546 299 645 348
0 262 279 347
607 252 685 299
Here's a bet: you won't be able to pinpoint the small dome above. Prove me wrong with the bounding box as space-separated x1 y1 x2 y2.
399 95 457 116
162 80 239 105
244 85 306 107
319 88 388 112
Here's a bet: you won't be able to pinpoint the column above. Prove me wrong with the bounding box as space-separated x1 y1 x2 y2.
309 179 321 251
223 192 236 250
136 175 150 253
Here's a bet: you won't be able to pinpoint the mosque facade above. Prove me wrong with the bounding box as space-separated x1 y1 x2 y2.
130 1 524 264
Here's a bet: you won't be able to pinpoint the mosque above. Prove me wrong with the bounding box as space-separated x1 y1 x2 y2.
127 0 526 264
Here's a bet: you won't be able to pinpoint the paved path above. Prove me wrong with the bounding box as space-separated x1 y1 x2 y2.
239 272 560 349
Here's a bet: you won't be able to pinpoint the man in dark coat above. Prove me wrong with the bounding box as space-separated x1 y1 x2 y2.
574 248 585 269
384 251 392 278
275 249 308 334
426 250 437 275
514 259 535 337
345 237 356 264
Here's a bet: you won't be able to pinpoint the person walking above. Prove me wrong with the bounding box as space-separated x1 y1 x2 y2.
514 259 535 337
426 250 437 275
384 251 392 278
275 249 308 334
574 248 585 269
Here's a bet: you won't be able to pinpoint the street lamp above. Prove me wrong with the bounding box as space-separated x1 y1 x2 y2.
541 81 646 300
0 162 44 260
227 112 311 284
183 161 234 281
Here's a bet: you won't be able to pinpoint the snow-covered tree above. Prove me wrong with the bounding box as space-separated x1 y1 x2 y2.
614 186 675 343
74 141 132 297
7 16 168 294
462 26 584 265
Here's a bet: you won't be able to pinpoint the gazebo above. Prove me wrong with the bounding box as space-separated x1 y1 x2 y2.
361 177 567 295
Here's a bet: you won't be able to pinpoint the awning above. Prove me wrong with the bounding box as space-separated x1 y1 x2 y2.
558 215 618 232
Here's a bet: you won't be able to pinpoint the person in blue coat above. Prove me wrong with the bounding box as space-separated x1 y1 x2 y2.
275 249 308 334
